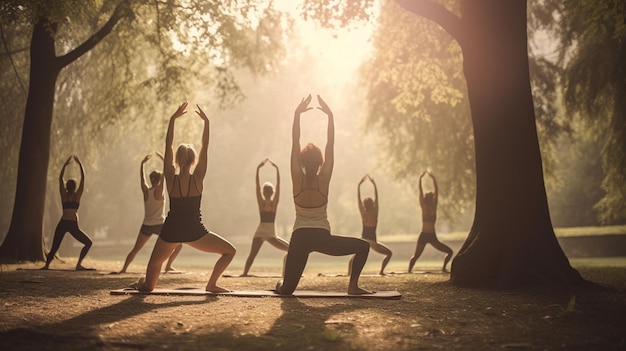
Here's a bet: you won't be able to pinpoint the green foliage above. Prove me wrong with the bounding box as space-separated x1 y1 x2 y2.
361 1 475 221
0 0 290 238
556 0 626 224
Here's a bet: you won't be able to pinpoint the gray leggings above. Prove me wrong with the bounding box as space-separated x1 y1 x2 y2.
280 228 370 294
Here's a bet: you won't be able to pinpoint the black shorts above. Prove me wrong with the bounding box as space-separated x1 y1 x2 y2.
140 224 163 236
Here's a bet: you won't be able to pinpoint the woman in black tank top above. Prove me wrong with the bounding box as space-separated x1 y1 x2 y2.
132 102 236 293
42 155 93 270
408 170 453 272
241 158 289 277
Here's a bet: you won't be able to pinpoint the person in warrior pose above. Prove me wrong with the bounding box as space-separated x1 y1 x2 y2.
408 170 453 273
133 102 236 292
42 155 93 270
119 152 182 274
241 158 289 276
275 94 371 295
353 174 393 275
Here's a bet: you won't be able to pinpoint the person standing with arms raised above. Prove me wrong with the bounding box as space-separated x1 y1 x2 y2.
276 94 371 295
133 102 235 292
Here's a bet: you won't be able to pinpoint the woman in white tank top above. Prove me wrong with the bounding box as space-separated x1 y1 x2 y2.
119 152 182 274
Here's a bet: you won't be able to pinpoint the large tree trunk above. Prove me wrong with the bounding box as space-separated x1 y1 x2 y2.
0 19 61 261
450 0 588 288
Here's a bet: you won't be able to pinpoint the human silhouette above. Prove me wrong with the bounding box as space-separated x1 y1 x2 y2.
241 158 289 277
42 155 93 270
132 102 235 292
408 170 453 272
119 152 182 274
275 94 371 295
352 174 393 275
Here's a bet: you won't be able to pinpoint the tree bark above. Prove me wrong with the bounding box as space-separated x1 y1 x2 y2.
0 18 61 261
0 2 129 262
449 0 588 288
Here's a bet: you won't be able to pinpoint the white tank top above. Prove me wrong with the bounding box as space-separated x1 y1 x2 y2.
293 203 331 232
143 188 165 225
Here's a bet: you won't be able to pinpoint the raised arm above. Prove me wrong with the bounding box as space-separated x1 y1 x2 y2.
255 159 266 207
317 95 334 179
418 171 426 207
429 171 438 205
59 155 72 195
291 95 312 183
154 152 165 199
163 102 188 191
140 154 151 199
74 155 85 198
193 104 210 183
270 159 280 208
371 175 379 209
358 175 366 213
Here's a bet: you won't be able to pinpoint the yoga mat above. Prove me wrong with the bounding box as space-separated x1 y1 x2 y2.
110 287 401 299
223 274 285 278
388 270 448 275
316 273 384 278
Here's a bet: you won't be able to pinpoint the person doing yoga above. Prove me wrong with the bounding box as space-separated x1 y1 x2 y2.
275 94 371 295
241 158 289 276
133 102 235 292
42 155 93 270
408 170 453 272
119 152 182 274
353 174 393 275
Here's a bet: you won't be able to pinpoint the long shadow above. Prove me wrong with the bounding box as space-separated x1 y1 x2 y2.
0 294 217 350
261 298 367 350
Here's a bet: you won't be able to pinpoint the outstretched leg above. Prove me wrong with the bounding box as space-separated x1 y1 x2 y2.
367 240 393 275
42 221 67 269
164 243 183 272
267 237 290 277
408 237 427 273
120 232 151 273
69 225 93 270
186 231 236 293
430 237 453 272
242 238 265 276
139 238 179 291
319 235 371 294
276 233 310 295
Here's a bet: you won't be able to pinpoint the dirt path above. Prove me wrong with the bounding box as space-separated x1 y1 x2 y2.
1 260 625 350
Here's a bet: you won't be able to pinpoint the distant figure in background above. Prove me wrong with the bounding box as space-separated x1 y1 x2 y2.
133 102 235 292
408 170 453 273
241 158 289 277
42 155 93 270
275 94 371 295
119 152 182 274
353 174 393 275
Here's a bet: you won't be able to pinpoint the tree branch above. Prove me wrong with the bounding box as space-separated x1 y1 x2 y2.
57 0 133 68
394 0 465 46
0 23 27 95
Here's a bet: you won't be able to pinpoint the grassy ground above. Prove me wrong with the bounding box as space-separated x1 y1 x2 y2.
1 259 625 351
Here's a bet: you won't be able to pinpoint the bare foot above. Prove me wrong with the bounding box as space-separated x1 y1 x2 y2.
348 286 374 295
76 265 95 271
40 266 49 270
275 280 283 294
239 274 250 277
206 285 231 293
379 271 386 276
165 267 179 273
128 277 145 290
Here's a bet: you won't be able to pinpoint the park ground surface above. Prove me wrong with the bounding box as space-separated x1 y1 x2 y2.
0 258 625 351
